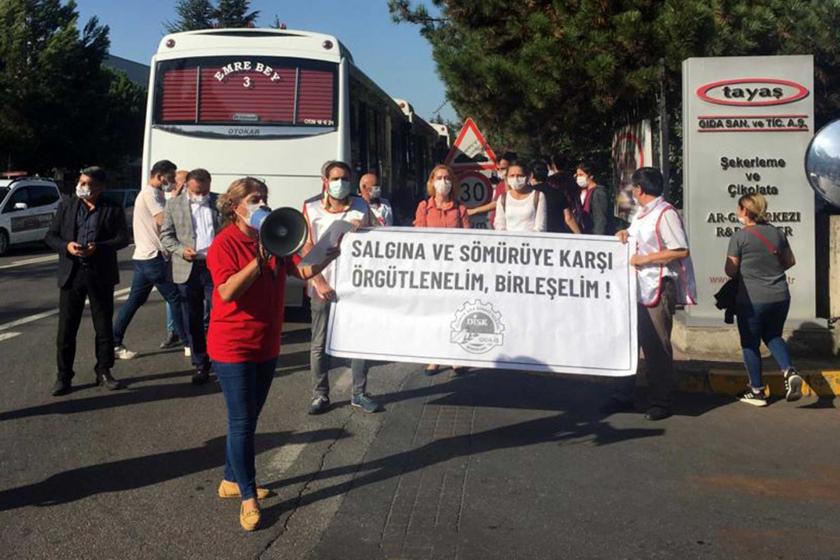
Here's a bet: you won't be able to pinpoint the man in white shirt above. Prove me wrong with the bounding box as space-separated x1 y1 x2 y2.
161 168 221 384
605 167 696 421
302 160 381 415
359 172 393 226
113 160 188 359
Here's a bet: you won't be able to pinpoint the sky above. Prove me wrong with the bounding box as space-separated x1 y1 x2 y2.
74 0 457 123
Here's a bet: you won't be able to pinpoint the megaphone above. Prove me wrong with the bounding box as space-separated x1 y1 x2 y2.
249 207 309 257
806 118 840 208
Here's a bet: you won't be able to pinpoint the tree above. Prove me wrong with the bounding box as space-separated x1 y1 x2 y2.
0 0 145 174
166 0 215 33
390 0 840 195
214 0 259 28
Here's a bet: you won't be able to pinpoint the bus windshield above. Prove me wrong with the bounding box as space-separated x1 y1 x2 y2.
153 56 337 137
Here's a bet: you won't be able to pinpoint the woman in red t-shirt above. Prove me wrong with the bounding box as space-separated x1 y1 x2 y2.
207 177 337 532
414 164 469 374
414 164 470 229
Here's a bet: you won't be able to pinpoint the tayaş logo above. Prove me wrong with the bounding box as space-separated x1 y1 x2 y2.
696 78 809 107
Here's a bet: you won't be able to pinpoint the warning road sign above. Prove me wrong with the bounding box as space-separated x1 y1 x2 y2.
444 118 498 170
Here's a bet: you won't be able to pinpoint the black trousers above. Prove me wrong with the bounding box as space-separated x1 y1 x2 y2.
56 266 116 380
178 261 213 369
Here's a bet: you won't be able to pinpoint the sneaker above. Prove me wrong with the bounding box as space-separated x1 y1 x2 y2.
783 368 803 402
159 332 182 349
351 393 383 413
114 345 137 360
184 346 191 358
308 395 330 415
736 388 768 407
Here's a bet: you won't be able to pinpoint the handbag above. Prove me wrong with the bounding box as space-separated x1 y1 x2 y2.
714 226 783 324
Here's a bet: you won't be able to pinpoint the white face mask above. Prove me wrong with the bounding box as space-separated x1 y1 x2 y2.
164 191 175 200
237 201 269 229
369 186 382 199
434 178 452 196
737 216 747 225
189 192 207 205
328 178 351 200
75 184 92 200
507 176 528 190
576 175 589 188
161 181 175 192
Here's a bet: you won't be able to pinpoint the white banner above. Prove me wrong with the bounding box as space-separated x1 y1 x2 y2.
326 227 638 376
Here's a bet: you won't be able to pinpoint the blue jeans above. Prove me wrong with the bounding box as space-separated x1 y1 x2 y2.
736 299 793 389
113 255 186 346
178 262 214 368
214 357 277 501
165 302 176 334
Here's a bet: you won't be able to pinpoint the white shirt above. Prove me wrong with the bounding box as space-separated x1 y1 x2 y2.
493 190 546 232
303 195 372 299
133 185 166 260
189 196 215 257
369 198 393 226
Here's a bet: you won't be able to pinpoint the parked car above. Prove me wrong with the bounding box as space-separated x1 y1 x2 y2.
0 177 61 255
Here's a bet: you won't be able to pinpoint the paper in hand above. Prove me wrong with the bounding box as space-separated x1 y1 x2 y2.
300 220 354 266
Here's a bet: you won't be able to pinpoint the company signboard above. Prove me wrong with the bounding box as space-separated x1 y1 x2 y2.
682 56 816 322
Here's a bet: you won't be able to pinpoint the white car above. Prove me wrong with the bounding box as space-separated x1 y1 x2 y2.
0 177 61 255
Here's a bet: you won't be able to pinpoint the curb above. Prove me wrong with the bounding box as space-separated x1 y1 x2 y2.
676 367 840 398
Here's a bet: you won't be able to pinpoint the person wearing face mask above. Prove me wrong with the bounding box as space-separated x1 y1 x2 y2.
493 161 547 232
575 161 614 235
161 169 191 352
209 177 340 531
466 151 517 227
161 168 221 384
531 160 580 234
112 159 188 360
414 164 470 229
359 172 393 226
414 164 470 375
607 167 696 421
302 160 382 415
45 166 129 396
724 193 802 406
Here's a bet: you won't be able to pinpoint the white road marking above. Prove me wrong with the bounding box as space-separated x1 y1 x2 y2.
0 332 22 342
266 443 308 478
0 254 58 270
0 287 131 332
0 244 133 271
264 371 350 478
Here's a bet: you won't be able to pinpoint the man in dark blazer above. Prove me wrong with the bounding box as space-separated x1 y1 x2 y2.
160 168 221 384
45 166 129 396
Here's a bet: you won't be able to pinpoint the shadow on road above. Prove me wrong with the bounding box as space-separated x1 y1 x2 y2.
0 429 348 511
258 368 678 527
0 370 217 421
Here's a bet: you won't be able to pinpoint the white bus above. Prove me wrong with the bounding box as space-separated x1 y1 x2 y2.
143 28 422 213
143 28 448 302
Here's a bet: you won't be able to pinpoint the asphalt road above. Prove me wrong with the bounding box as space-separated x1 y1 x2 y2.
1 241 838 560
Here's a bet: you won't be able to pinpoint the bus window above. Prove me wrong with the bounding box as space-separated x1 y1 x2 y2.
153 56 337 136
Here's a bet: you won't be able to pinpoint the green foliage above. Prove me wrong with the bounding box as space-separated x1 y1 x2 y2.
390 0 840 174
214 0 259 28
0 0 145 173
166 0 215 33
167 0 259 32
